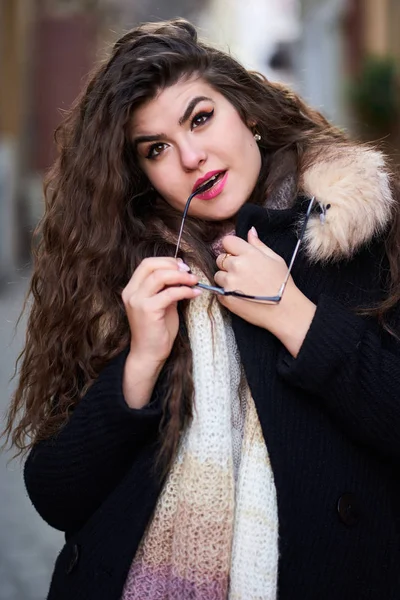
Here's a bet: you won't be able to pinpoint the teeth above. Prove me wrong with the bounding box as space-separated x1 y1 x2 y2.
204 173 221 186
195 172 225 194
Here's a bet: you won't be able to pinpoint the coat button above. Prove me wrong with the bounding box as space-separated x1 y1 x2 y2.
337 493 360 526
65 543 80 574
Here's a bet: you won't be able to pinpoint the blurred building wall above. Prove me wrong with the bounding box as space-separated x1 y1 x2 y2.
0 0 35 280
0 0 99 279
364 0 388 56
2 0 400 287
32 12 98 172
27 2 100 233
362 0 400 65
298 0 400 145
200 0 300 84
297 0 349 127
359 0 400 151
1 0 211 263
387 0 400 66
345 0 400 64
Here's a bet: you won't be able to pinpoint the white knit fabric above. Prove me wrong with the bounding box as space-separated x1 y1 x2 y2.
122 284 279 599
190 291 279 599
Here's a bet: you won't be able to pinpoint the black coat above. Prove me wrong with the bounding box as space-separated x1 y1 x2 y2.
24 199 400 600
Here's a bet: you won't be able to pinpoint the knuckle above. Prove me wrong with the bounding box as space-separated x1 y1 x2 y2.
152 270 165 285
127 295 138 310
142 303 154 316
122 287 135 306
165 286 177 298
233 256 243 269
277 255 286 266
136 259 149 274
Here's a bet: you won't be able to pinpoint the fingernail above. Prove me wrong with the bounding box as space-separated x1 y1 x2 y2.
249 226 258 238
178 262 191 272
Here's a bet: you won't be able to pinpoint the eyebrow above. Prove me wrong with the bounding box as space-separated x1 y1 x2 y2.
178 95 212 125
133 95 213 148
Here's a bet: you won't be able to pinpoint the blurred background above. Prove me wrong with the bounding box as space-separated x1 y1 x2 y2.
1 0 399 598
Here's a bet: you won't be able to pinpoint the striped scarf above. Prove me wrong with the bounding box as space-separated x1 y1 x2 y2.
122 284 279 599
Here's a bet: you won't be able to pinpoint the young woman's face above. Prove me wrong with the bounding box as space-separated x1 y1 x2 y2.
131 77 262 221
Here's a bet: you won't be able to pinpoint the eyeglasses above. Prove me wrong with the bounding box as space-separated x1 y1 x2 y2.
174 181 316 304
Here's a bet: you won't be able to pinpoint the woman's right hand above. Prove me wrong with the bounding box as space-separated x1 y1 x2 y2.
120 257 200 408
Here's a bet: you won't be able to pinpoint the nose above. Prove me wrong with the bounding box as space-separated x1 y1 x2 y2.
179 138 207 172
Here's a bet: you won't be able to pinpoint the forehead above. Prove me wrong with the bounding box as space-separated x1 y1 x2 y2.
131 77 220 133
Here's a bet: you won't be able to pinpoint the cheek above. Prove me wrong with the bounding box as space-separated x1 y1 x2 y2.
220 115 258 163
146 164 186 210
146 164 175 195
220 116 246 148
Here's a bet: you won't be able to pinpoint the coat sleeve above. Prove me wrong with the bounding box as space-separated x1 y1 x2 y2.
24 349 163 533
277 294 400 460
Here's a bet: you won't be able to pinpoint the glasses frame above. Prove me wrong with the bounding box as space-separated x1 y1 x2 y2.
174 187 316 304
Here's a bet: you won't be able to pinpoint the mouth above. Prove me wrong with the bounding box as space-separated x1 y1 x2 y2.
193 170 227 195
193 171 229 201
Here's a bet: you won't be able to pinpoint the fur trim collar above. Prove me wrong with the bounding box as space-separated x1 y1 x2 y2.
299 145 394 262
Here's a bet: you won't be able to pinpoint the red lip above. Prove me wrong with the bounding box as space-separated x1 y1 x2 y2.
192 170 226 193
195 171 228 201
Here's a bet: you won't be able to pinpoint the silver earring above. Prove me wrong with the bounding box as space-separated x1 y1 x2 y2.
254 132 261 142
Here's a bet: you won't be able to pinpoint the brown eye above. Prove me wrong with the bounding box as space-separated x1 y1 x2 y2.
146 143 167 159
191 109 214 130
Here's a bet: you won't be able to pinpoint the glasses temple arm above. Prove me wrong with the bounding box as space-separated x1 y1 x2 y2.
174 191 196 258
277 196 316 297
174 181 216 259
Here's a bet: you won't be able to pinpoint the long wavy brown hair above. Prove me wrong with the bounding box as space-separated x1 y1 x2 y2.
4 18 400 471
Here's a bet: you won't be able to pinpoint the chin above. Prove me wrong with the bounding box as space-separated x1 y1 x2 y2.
201 207 239 222
192 195 247 222
214 201 246 221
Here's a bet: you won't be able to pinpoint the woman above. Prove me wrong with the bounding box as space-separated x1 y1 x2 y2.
4 17 400 600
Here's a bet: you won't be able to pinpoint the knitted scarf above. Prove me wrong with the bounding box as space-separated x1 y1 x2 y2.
122 286 279 600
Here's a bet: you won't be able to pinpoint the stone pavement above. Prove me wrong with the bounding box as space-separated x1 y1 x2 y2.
0 272 63 600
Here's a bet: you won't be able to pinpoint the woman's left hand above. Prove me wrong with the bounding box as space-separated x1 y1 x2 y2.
215 228 317 358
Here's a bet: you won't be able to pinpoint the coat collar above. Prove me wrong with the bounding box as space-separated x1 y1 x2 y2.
297 144 394 262
237 145 394 263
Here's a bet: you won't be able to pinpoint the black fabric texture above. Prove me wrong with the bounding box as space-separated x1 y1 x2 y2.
24 199 400 600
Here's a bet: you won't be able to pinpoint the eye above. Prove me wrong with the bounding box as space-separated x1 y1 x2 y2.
146 142 168 160
191 109 214 130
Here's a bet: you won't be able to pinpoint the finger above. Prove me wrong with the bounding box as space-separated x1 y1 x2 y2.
247 227 280 259
216 252 234 272
127 270 198 302
149 285 202 310
133 257 185 286
222 233 277 261
221 235 249 256
214 270 228 288
123 258 189 299
216 294 229 309
145 269 198 297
